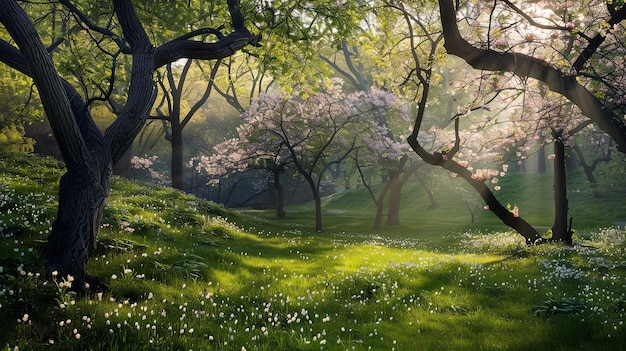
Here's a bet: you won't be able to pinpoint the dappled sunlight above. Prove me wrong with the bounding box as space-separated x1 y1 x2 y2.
2 153 626 350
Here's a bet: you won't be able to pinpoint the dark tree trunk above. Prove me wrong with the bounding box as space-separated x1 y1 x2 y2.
373 186 389 230
0 0 258 290
170 119 185 190
550 130 571 244
273 168 286 218
374 202 384 229
112 145 133 178
408 135 543 244
354 156 388 230
386 172 402 226
314 193 323 232
572 144 612 188
45 160 111 290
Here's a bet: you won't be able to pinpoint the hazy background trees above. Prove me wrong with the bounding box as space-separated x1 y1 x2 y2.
3 0 626 287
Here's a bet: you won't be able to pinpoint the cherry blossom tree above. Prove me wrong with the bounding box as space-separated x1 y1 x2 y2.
202 80 391 231
194 116 292 218
351 90 421 229
438 0 626 154
373 0 548 243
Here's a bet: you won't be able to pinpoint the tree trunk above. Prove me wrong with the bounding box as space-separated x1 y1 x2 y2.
273 168 286 218
374 201 384 230
314 193 323 232
550 130 571 244
386 172 402 226
0 0 258 291
407 135 543 244
171 120 185 190
44 160 111 290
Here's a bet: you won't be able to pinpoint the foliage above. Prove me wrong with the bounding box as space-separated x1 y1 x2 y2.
0 66 41 153
534 295 587 316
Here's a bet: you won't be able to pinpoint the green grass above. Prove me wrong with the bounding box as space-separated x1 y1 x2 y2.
1 152 626 350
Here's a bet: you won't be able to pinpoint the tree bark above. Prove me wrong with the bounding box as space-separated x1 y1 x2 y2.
373 185 390 230
550 130 571 244
314 193 323 232
0 0 258 290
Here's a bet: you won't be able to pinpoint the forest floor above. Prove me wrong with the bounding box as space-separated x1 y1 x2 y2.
1 152 626 350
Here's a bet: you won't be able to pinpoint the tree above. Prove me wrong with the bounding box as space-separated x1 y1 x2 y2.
0 0 259 290
350 90 419 229
196 125 292 218
320 35 428 228
432 0 626 243
152 58 221 190
212 81 381 231
437 0 626 154
369 0 546 243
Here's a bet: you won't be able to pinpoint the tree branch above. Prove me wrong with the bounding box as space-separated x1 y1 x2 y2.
438 0 626 153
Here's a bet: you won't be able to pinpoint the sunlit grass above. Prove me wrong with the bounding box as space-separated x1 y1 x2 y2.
1 152 626 350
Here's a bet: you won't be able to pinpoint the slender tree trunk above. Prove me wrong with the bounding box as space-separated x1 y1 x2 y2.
273 168 286 218
386 172 402 226
572 144 612 188
407 136 543 244
373 184 390 229
171 119 185 190
313 193 322 232
551 130 571 244
374 201 384 230
572 147 595 184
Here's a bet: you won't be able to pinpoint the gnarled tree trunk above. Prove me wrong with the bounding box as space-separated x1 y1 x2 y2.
0 0 259 290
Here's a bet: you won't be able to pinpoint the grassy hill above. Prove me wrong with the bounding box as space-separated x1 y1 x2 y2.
1 152 626 350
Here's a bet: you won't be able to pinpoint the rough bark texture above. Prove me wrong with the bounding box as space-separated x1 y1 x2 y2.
0 0 259 290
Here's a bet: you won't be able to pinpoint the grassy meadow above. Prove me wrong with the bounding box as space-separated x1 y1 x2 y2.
1 152 626 350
